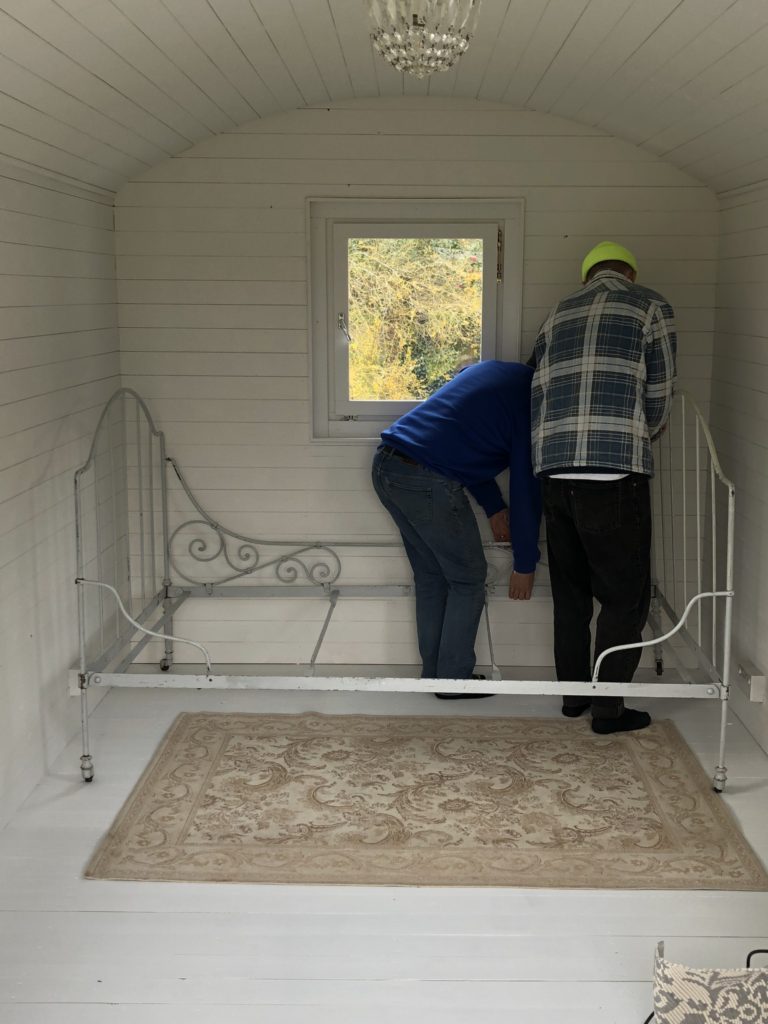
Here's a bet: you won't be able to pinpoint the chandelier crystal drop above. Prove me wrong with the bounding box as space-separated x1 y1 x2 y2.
369 0 481 79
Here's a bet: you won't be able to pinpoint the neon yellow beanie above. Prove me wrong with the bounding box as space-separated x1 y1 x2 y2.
581 241 638 283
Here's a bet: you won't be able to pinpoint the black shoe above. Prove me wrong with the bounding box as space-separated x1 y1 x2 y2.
435 674 492 700
562 701 591 718
591 708 652 734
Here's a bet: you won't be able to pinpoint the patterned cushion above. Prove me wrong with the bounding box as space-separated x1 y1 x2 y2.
653 942 768 1023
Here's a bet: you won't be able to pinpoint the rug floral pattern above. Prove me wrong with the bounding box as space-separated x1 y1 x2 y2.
86 712 768 888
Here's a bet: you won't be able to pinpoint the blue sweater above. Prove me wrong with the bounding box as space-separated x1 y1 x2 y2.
381 361 541 574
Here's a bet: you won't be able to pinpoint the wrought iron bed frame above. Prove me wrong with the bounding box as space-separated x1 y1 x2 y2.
71 388 735 790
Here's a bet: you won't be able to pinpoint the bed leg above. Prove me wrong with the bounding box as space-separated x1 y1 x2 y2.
79 674 94 783
712 693 729 793
160 588 174 672
649 584 664 675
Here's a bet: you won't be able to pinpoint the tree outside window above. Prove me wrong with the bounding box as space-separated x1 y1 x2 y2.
347 237 483 402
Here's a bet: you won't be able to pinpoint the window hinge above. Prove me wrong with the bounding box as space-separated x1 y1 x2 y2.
496 227 504 283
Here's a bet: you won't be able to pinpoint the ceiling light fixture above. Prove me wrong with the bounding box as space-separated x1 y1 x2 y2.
369 0 481 79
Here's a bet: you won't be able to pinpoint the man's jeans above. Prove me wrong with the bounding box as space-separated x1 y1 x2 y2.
542 474 652 719
372 447 487 679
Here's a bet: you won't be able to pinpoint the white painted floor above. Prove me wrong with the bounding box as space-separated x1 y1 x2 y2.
1 684 767 1024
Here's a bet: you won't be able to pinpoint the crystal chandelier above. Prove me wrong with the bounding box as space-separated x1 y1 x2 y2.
369 0 481 79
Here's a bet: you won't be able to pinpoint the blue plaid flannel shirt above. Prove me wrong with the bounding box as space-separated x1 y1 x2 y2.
531 270 677 477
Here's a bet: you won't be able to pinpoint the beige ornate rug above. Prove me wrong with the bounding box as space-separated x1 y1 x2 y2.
85 712 768 889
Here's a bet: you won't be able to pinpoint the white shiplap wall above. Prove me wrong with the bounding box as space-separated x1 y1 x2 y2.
713 184 768 753
115 98 718 670
3 2 768 197
0 167 119 826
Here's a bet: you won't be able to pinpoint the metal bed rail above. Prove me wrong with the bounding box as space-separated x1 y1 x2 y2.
657 391 735 790
652 392 735 691
592 391 735 789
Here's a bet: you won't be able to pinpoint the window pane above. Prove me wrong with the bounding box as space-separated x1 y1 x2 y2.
347 237 483 402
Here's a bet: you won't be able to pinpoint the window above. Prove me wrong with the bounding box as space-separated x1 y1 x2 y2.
309 199 524 439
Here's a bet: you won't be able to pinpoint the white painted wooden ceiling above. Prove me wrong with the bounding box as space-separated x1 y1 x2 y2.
1 0 768 195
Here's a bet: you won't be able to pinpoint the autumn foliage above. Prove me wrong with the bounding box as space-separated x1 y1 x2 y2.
347 236 483 401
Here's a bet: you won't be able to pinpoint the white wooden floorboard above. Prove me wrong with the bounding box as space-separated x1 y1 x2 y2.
1 686 767 1023
0 1004 652 1024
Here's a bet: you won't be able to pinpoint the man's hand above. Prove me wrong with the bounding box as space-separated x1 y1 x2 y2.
488 509 510 542
509 570 535 600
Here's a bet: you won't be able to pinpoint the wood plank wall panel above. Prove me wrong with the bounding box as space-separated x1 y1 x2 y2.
0 168 119 826
115 99 718 669
4 1 768 196
713 184 768 753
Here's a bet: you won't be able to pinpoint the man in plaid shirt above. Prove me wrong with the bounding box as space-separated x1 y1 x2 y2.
531 241 677 734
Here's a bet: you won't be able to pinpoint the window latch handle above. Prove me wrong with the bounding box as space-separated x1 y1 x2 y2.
337 312 352 343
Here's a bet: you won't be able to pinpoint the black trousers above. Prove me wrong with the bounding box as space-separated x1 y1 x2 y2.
542 474 652 719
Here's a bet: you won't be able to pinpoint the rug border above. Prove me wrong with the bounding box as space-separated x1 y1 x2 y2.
84 711 193 880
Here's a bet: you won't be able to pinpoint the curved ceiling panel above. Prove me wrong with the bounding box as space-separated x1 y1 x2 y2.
0 0 766 195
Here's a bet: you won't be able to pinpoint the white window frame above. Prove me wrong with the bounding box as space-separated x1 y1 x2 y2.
308 198 524 441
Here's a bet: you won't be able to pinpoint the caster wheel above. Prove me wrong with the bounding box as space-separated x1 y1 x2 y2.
83 775 94 783
160 659 170 672
655 659 664 676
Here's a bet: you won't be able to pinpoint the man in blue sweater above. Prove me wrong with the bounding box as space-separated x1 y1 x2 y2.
372 360 541 692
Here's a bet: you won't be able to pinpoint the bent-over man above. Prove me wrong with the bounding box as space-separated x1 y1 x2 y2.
531 241 677 734
372 360 541 694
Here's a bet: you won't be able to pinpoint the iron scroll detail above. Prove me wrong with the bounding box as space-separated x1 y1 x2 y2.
166 458 342 587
